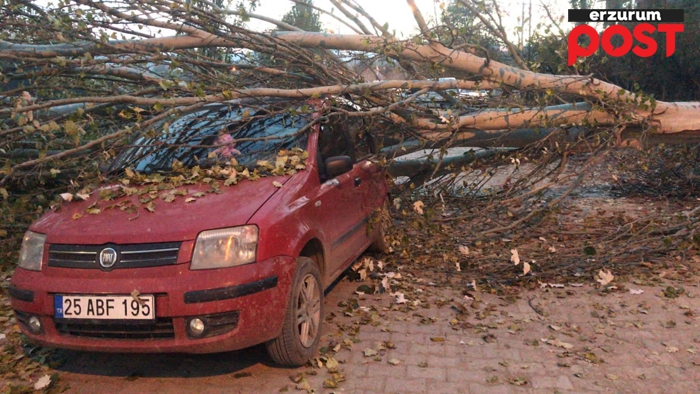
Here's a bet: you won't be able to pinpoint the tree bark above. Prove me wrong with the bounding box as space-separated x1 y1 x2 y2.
4 30 697 136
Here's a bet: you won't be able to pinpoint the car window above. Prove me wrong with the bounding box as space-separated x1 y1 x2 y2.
319 121 352 162
110 103 309 173
319 113 374 160
347 117 372 160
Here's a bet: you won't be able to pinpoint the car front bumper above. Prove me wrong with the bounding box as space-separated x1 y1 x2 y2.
9 255 295 353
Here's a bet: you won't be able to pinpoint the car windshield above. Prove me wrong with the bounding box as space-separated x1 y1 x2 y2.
110 103 310 173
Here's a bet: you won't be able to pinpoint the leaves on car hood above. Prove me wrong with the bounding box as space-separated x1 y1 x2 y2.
56 148 308 219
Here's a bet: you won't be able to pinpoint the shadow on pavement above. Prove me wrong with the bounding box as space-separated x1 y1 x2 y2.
51 344 275 378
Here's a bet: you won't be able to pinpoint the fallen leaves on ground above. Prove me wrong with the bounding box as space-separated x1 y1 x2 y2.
412 201 424 215
33 374 52 390
596 269 615 286
541 338 574 350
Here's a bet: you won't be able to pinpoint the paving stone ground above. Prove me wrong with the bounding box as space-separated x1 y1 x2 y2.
45 272 700 393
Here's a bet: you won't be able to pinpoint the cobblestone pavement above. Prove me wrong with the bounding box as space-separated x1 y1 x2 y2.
45 272 700 393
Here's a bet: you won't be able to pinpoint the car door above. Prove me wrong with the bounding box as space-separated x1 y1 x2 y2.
313 118 368 280
346 117 386 219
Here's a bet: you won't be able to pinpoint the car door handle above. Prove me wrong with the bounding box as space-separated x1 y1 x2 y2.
354 177 362 187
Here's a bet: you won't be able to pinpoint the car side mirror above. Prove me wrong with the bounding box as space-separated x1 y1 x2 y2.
324 156 353 179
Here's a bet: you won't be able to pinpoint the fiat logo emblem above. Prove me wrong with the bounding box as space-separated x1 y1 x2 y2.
99 248 118 269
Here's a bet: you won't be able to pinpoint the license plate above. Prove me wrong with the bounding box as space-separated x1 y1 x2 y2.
54 294 155 320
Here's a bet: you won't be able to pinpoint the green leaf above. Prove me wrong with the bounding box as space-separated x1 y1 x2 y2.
64 120 79 136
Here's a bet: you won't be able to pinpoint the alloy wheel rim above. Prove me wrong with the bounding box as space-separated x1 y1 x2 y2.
295 273 321 348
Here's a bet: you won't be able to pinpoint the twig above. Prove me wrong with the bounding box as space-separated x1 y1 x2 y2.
527 296 545 316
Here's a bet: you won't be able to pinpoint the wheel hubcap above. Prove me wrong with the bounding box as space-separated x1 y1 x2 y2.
295 274 321 348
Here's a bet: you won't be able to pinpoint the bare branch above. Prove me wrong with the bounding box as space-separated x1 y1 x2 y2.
405 0 431 39
3 79 500 114
291 0 363 34
338 0 392 37
329 0 373 35
456 0 529 70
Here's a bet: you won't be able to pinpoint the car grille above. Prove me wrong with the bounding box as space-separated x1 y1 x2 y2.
54 318 175 339
48 242 181 269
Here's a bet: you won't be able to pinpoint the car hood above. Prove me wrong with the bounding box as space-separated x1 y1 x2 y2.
32 176 290 245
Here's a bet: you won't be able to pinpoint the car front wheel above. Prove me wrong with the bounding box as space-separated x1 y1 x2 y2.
266 257 323 366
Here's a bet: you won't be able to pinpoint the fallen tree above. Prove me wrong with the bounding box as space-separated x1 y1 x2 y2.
1 0 699 267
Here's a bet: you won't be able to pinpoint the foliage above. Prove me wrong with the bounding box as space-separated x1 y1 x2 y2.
438 0 505 66
282 0 323 32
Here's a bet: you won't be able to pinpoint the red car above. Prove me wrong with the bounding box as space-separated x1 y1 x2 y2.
10 100 389 366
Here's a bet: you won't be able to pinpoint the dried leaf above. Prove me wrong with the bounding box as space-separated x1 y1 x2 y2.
430 337 445 342
458 245 469 255
595 269 614 286
323 378 338 388
393 292 407 304
380 276 390 293
358 269 367 281
76 192 90 200
60 193 73 202
185 197 196 203
523 261 531 275
388 358 401 366
629 288 644 295
510 249 520 265
272 181 284 188
34 374 52 390
413 200 424 215
363 348 378 357
542 338 574 349
325 357 339 370
295 379 312 392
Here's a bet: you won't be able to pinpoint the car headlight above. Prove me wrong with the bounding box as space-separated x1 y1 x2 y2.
191 226 258 270
18 231 46 271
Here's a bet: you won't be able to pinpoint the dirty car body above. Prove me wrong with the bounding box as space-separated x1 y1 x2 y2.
10 100 388 365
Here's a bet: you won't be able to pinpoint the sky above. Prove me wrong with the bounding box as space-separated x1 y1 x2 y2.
248 0 571 40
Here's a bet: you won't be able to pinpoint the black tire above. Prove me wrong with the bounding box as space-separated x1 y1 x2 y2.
369 199 392 253
266 257 323 366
